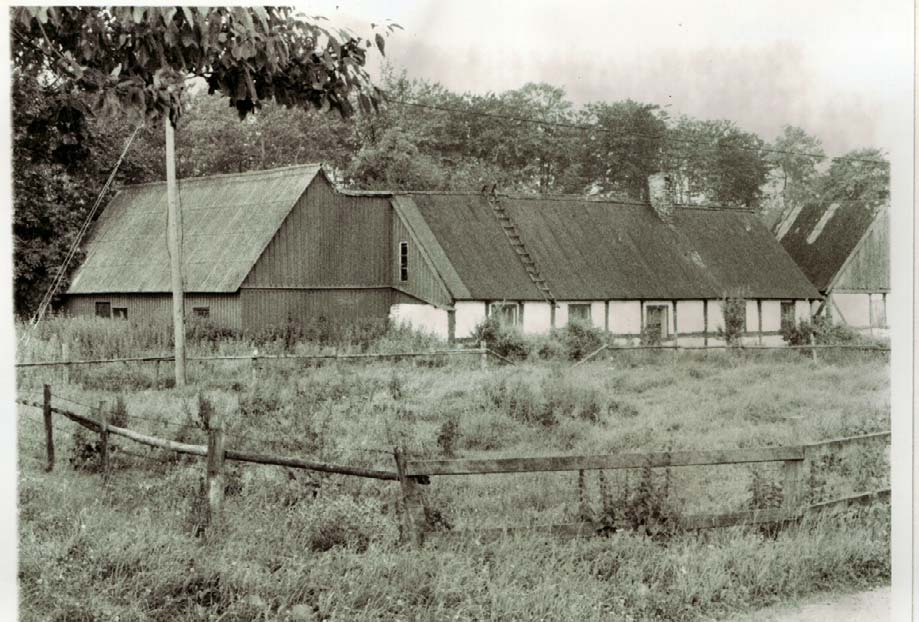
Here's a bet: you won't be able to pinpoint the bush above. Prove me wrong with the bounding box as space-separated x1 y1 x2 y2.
483 375 556 427
482 373 611 427
601 466 681 539
639 325 662 346
719 294 747 346
470 315 530 361
436 416 460 456
552 319 606 361
783 315 861 346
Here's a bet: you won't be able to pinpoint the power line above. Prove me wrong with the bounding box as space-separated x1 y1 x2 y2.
386 98 889 167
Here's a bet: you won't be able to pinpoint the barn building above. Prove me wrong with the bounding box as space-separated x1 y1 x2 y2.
66 164 820 344
776 197 889 333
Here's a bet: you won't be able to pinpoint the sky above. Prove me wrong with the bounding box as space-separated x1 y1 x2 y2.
301 0 912 158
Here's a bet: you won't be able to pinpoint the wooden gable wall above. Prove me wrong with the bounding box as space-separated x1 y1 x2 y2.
242 175 391 289
392 211 453 308
832 207 889 292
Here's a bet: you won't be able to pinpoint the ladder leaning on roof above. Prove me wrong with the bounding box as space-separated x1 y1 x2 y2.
483 186 556 305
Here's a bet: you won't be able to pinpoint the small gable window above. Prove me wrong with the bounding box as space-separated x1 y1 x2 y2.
399 241 409 282
112 307 128 320
568 304 592 323
95 302 111 319
193 307 210 318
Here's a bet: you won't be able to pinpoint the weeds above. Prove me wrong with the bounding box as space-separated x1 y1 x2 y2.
16 325 890 622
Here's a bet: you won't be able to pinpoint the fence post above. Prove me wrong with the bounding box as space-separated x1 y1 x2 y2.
782 459 802 516
42 384 54 472
98 401 109 484
61 343 70 385
577 469 592 521
205 408 226 534
393 446 426 546
800 446 814 505
809 333 818 364
479 341 487 370
251 348 259 385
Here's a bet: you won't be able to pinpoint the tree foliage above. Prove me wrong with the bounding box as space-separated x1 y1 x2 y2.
668 118 771 207
11 6 393 124
761 126 825 230
11 12 890 318
11 5 393 318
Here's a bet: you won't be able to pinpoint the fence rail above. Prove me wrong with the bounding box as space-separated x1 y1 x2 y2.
406 446 805 477
404 431 890 543
16 385 890 544
14 340 888 369
15 346 489 368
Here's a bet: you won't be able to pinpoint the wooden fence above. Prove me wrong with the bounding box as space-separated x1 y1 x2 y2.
15 342 492 369
14 340 888 374
17 385 890 543
401 432 891 543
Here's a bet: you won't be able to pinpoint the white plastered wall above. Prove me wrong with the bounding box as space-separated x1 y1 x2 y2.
829 293 870 327
795 299 812 323
389 304 449 339
706 299 726 334
609 301 642 335
760 301 781 332
454 301 487 339
522 302 552 335
675 300 705 334
744 300 759 333
590 302 606 329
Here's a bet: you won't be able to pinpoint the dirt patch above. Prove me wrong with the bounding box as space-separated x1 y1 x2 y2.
719 587 889 622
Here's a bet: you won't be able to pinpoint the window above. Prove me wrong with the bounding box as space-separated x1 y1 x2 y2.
112 307 128 320
780 301 795 332
568 303 592 323
490 302 519 326
399 241 408 282
645 304 669 339
193 307 210 318
95 302 111 318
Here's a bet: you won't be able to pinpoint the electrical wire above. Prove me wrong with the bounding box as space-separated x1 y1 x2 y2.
20 124 144 352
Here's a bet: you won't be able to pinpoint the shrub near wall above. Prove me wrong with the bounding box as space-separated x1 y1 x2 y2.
719 294 747 346
471 316 530 361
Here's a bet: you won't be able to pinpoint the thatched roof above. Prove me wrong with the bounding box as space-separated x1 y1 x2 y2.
67 164 322 294
405 194 820 300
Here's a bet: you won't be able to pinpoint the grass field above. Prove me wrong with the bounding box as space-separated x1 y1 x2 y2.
16 327 890 621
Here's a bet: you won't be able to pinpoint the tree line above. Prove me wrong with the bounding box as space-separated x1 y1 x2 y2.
13 55 888 318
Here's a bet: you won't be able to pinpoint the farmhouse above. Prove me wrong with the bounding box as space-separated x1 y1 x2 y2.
66 164 820 343
776 196 888 333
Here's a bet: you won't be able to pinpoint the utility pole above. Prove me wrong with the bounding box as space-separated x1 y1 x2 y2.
165 118 187 386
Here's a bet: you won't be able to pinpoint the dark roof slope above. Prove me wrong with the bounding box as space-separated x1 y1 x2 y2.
68 164 322 294
778 198 886 291
409 193 820 300
409 194 544 300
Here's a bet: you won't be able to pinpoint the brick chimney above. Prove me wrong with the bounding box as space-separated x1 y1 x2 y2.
648 173 674 222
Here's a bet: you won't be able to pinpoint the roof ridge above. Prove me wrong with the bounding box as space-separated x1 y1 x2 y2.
117 163 324 190
397 191 750 212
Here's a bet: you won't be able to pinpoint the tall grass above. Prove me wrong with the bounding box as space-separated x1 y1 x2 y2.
15 325 890 621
